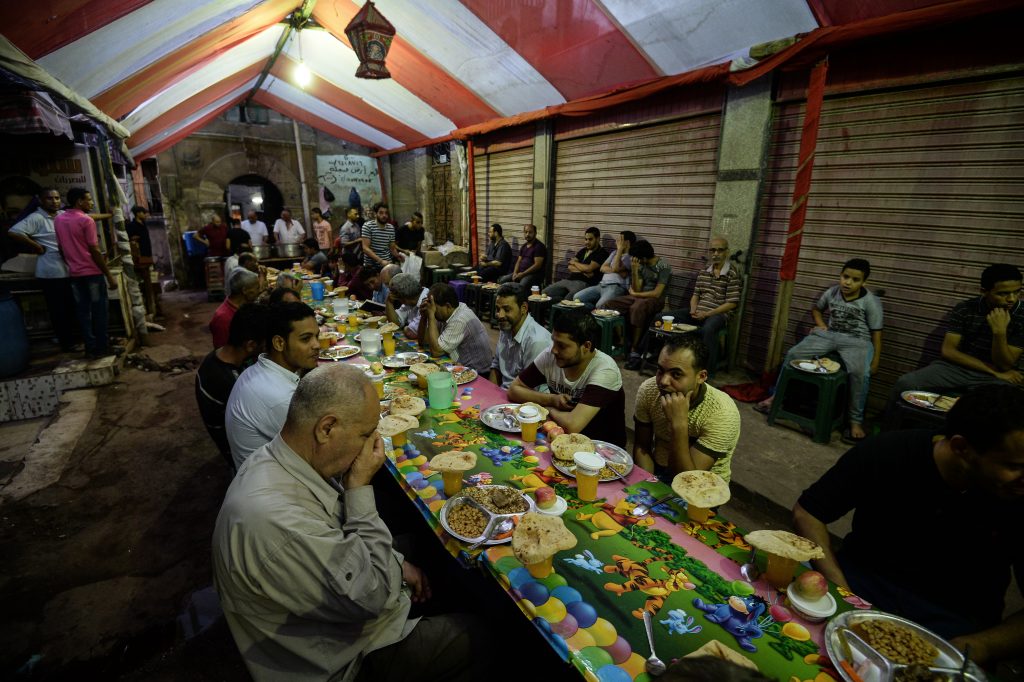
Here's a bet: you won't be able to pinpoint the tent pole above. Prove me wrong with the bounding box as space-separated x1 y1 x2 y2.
293 119 311 233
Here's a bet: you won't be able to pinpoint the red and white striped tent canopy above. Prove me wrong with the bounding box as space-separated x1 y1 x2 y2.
0 0 988 160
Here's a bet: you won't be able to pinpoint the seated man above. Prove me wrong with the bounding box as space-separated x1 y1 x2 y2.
275 270 302 292
419 283 493 373
478 223 512 282
348 265 380 302
509 311 626 447
214 363 484 681
889 263 1023 408
196 304 266 469
225 302 320 469
491 283 552 389
634 334 740 482
265 286 301 305
209 268 261 348
300 237 327 273
498 224 546 291
543 226 607 301
374 263 402 305
793 384 1024 665
385 273 429 339
337 252 364 289
574 230 635 310
602 240 672 369
657 236 741 373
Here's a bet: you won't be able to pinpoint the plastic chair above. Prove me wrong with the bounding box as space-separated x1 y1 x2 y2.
767 363 849 443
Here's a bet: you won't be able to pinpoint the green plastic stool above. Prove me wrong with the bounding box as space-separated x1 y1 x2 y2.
592 313 626 358
548 303 577 330
528 298 555 329
767 364 848 443
430 267 454 284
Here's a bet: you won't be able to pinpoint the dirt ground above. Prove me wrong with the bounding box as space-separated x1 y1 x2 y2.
0 291 246 680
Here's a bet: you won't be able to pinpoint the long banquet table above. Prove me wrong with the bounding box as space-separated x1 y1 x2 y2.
333 340 864 682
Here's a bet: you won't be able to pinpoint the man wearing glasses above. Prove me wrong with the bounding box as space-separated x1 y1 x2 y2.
658 236 740 374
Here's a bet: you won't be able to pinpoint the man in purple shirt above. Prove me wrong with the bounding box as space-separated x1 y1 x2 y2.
54 187 117 358
499 223 547 291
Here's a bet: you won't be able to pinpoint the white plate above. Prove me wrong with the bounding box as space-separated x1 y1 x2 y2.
790 358 840 374
551 440 633 482
825 609 985 682
319 345 360 361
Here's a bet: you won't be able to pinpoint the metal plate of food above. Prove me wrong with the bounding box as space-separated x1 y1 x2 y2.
901 391 957 412
790 358 842 374
825 609 985 682
592 309 619 318
448 365 478 385
551 440 633 482
438 485 535 545
479 403 524 432
319 345 360 361
382 352 429 368
654 323 698 334
557 300 586 308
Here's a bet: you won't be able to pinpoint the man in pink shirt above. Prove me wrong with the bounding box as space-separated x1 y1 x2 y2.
54 188 117 358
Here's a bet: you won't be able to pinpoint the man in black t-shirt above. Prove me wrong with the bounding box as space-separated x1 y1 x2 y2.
544 226 608 302
126 205 152 258
226 219 252 256
794 384 1024 666
195 304 266 470
396 211 425 255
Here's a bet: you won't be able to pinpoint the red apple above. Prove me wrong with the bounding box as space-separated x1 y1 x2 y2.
793 570 828 601
535 487 556 509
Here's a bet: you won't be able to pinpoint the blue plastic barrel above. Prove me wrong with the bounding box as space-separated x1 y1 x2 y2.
0 292 29 378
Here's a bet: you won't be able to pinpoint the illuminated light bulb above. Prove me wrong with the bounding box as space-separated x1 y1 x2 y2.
295 61 312 88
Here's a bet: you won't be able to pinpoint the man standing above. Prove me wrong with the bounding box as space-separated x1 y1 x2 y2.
54 187 118 358
8 188 76 351
574 231 635 310
509 311 626 447
125 205 152 258
633 334 740 482
240 209 268 246
225 302 320 468
793 384 1024 665
478 223 512 283
209 269 261 348
311 207 332 250
396 211 425 256
214 363 484 681
543 226 607 302
419 283 493 373
196 213 229 257
656 236 741 373
196 303 266 469
362 202 402 267
273 209 306 245
889 264 1023 409
335 205 363 257
225 219 251 256
499 224 547 291
490 283 551 389
385 273 429 339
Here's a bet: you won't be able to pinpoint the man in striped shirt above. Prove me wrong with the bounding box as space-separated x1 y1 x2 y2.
361 202 402 267
660 236 741 373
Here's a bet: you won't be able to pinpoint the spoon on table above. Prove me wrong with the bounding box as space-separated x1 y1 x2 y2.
739 547 761 582
642 610 667 676
632 493 676 518
467 518 513 551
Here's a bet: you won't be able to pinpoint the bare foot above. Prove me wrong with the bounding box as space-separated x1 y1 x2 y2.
754 397 773 414
849 422 867 440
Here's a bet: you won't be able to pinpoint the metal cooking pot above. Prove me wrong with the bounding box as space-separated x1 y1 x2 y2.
251 245 271 259
278 243 304 258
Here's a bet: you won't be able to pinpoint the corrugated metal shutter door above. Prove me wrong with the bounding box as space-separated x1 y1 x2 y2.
473 148 535 259
551 116 721 306
740 73 1024 409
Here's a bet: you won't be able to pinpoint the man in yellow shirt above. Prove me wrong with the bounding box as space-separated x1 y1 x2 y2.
633 334 740 482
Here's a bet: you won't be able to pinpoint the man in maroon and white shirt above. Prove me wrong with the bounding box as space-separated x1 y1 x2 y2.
508 310 626 447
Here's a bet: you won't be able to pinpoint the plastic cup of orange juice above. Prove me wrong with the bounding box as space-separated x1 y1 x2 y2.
382 332 396 356
441 471 463 497
574 452 603 502
518 405 541 443
525 555 554 579
765 553 798 590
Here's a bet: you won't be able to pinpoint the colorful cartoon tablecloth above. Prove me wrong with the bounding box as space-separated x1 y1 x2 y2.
340 343 869 682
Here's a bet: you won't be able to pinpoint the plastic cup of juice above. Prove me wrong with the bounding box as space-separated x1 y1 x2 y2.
525 555 554 579
574 451 604 502
518 405 541 443
662 315 674 331
391 431 408 448
765 553 798 590
686 504 712 524
382 331 396 356
348 314 359 328
369 372 385 400
441 471 463 497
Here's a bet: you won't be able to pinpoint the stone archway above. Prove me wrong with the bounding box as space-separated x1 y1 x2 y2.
199 152 304 220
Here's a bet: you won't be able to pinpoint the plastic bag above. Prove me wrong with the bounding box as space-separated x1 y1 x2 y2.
401 252 422 276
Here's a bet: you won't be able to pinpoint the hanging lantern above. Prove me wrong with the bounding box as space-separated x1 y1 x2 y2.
344 1 396 79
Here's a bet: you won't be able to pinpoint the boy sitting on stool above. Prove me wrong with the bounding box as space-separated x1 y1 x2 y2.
756 258 883 442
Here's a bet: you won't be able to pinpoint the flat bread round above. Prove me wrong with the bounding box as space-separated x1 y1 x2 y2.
429 451 477 472
671 470 731 509
512 512 578 565
379 322 399 334
378 413 419 437
410 362 440 378
744 530 824 561
551 433 595 462
390 395 426 416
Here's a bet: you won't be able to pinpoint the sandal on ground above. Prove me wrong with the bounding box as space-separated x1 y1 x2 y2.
753 402 771 415
840 428 867 445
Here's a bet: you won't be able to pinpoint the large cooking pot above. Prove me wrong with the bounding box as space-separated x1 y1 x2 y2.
278 243 304 258
251 245 271 259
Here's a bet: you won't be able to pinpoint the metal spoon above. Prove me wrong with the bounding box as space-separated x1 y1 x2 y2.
739 547 761 582
632 493 676 517
642 610 667 676
467 518 513 551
